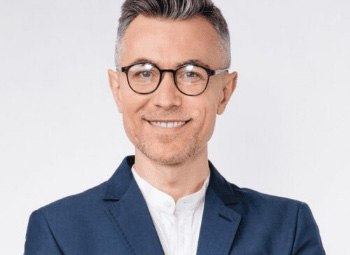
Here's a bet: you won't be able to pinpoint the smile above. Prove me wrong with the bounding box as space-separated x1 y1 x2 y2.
149 121 188 128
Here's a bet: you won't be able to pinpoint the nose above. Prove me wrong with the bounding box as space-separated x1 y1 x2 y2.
151 72 182 109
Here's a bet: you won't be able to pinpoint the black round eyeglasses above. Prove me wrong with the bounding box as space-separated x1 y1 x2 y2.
116 62 228 96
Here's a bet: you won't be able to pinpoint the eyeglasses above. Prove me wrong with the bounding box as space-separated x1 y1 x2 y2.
117 63 228 96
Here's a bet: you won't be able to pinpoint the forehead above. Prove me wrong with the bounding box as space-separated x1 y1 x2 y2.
119 15 225 68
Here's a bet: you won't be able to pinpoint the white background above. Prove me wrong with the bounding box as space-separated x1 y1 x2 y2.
1 0 349 254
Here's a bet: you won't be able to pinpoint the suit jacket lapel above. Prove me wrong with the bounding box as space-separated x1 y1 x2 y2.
103 157 164 255
197 163 242 255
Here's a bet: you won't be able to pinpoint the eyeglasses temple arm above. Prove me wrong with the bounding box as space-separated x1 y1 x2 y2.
213 69 229 75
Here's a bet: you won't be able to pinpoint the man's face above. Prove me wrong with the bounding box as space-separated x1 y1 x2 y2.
109 15 237 166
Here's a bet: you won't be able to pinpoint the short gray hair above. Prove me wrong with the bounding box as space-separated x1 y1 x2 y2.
115 0 231 67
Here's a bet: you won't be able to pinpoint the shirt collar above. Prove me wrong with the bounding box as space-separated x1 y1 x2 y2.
132 168 210 214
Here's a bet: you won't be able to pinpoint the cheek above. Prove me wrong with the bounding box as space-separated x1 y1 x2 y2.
205 110 217 137
120 84 149 115
122 108 144 146
122 102 143 131
119 97 146 138
195 102 218 139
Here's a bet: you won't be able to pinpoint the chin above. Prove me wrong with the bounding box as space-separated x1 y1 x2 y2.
136 139 201 166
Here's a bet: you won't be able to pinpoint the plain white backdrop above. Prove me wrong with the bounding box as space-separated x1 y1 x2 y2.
1 0 349 254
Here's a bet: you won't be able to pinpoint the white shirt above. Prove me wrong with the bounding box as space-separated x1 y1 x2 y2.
132 168 210 255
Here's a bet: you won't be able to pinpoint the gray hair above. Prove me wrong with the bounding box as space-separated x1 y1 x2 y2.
115 0 231 67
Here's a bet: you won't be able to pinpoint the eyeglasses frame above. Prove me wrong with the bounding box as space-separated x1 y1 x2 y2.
116 63 228 96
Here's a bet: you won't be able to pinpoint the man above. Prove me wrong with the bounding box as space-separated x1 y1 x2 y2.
25 0 325 254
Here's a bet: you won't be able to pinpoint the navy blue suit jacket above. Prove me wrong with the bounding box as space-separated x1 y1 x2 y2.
25 156 325 254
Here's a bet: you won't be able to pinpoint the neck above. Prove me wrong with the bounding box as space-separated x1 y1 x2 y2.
133 150 210 201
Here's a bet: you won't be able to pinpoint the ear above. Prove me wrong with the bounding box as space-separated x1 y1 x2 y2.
108 69 123 113
217 71 237 115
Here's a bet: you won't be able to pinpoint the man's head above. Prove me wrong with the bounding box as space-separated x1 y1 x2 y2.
109 0 237 166
115 0 231 67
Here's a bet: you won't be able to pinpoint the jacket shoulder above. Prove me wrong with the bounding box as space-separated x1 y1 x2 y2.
36 181 108 217
228 184 311 221
233 185 305 208
226 184 325 254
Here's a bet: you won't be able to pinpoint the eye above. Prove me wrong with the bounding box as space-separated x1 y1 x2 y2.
184 71 199 78
138 71 153 78
177 65 206 82
128 63 158 81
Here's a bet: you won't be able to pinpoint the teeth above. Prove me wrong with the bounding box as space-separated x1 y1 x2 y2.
150 121 186 128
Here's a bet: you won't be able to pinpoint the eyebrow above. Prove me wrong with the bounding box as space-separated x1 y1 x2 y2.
125 58 212 69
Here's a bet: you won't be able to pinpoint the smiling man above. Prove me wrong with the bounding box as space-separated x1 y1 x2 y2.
25 0 325 254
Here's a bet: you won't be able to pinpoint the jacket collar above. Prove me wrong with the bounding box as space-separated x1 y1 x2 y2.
197 160 242 255
103 156 242 255
104 156 164 254
103 156 135 201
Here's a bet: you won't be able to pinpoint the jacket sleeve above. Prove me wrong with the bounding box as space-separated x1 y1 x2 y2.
291 203 325 255
24 210 63 255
